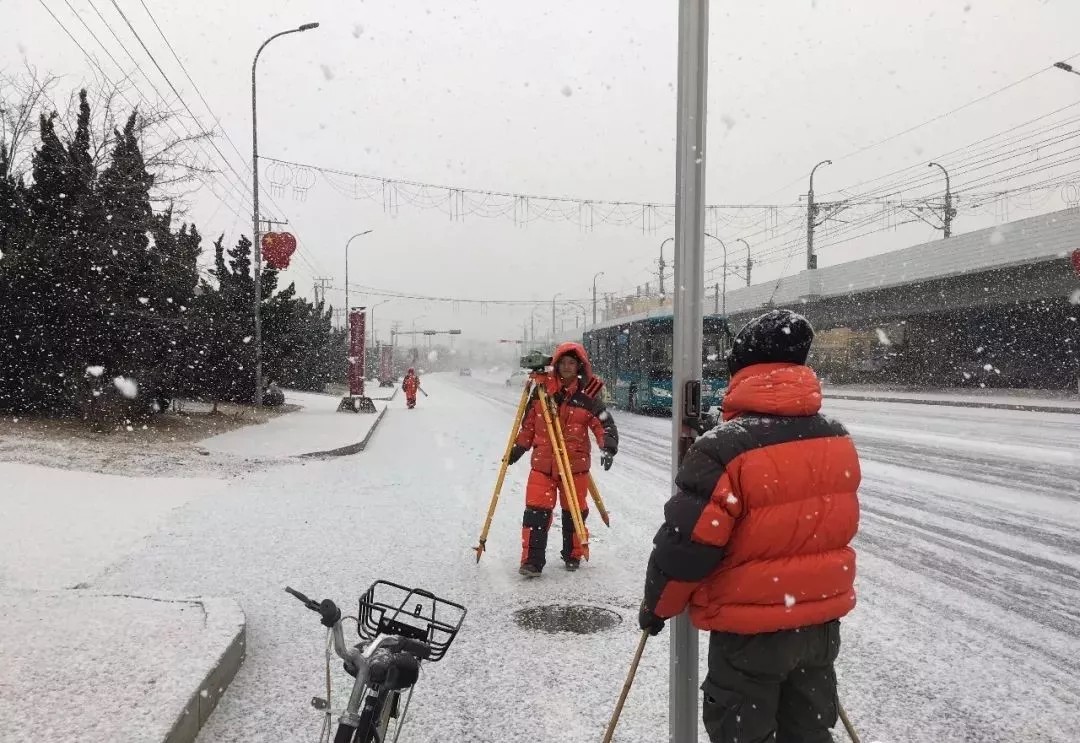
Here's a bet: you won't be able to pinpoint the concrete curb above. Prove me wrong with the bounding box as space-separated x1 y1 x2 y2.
164 605 247 743
824 393 1080 415
298 404 388 458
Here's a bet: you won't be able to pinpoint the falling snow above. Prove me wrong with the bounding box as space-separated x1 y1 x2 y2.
112 377 138 400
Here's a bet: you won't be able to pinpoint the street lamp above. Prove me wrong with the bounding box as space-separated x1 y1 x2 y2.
591 271 605 326
927 162 954 238
736 238 752 285
368 299 392 347
806 159 832 270
659 237 674 297
344 230 374 328
251 21 320 406
705 232 728 317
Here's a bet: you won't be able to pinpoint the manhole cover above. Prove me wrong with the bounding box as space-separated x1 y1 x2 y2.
513 604 623 634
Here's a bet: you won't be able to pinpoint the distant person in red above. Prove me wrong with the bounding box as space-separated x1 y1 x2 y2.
402 368 421 409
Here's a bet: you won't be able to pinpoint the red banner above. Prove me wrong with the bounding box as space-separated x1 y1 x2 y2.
348 309 367 396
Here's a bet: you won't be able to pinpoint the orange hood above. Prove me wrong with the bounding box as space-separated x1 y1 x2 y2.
552 342 594 381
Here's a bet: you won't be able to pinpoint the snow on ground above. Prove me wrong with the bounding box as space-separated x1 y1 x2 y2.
73 373 1080 742
199 390 386 458
0 462 224 590
823 384 1080 411
0 591 243 743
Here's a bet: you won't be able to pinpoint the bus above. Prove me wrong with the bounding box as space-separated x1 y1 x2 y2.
582 313 733 414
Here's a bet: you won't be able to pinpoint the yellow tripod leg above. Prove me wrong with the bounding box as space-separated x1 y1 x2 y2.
537 386 589 560
473 378 533 563
587 474 610 527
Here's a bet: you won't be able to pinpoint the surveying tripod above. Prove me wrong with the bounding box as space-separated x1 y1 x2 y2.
472 369 610 563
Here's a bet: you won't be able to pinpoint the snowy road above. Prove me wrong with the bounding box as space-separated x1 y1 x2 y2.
91 374 1080 743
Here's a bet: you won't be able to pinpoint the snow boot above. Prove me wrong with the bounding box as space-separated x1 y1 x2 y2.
518 564 542 578
563 558 580 572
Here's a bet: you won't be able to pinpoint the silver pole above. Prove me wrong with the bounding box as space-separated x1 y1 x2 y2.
251 22 320 406
671 0 708 740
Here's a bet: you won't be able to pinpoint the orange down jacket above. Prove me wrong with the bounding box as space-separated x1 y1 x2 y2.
642 362 860 634
515 343 618 475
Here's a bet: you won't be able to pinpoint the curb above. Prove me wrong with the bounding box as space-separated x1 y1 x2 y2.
298 404 388 458
824 393 1080 415
164 604 247 743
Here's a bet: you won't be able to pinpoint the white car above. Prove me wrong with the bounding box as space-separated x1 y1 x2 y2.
506 369 529 387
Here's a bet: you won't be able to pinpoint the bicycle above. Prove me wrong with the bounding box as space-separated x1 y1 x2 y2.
285 580 467 743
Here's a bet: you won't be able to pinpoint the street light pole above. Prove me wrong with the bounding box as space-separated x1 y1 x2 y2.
251 21 319 406
369 299 391 347
806 159 832 271
736 238 752 285
928 162 954 238
592 271 605 326
344 229 374 330
659 237 674 297
705 233 727 317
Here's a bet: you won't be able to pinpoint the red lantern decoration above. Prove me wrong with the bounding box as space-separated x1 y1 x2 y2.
1072 248 1080 277
261 231 298 270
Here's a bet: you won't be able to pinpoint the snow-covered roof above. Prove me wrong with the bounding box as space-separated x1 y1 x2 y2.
591 207 1080 332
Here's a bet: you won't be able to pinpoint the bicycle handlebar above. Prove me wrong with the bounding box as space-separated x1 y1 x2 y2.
285 587 433 661
285 585 341 628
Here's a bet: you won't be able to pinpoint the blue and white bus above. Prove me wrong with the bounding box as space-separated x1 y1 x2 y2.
580 310 733 414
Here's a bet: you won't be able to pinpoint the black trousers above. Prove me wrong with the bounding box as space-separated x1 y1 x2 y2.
702 620 841 743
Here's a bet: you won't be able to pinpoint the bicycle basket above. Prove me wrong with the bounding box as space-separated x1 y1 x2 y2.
358 580 466 662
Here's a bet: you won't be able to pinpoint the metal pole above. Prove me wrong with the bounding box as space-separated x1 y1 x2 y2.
344 230 373 340
252 22 319 406
671 0 708 739
737 238 751 285
806 159 831 271
705 233 727 317
592 271 605 326
928 162 953 238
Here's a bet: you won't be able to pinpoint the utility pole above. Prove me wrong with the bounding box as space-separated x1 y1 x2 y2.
928 162 954 238
714 282 719 314
806 159 832 270
737 238 752 286
313 277 332 306
671 0 708 739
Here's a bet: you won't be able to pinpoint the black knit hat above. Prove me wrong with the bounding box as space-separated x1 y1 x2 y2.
727 309 815 376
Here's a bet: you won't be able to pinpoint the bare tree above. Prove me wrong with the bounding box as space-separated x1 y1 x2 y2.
2 65 220 210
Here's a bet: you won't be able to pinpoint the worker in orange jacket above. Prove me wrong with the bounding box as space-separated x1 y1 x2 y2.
402 368 421 409
506 342 618 576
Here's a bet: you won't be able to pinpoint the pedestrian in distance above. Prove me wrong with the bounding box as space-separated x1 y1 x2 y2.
402 368 421 409
637 309 861 743
506 342 618 577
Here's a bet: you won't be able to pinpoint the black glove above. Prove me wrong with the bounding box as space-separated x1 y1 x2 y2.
600 449 615 471
684 413 716 436
638 601 665 636
506 445 526 465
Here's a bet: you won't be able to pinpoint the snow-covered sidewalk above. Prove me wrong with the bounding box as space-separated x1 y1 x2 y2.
823 384 1080 413
0 591 244 743
0 463 244 743
199 390 388 458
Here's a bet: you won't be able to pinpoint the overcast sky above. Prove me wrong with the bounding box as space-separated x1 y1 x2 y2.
7 0 1080 343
